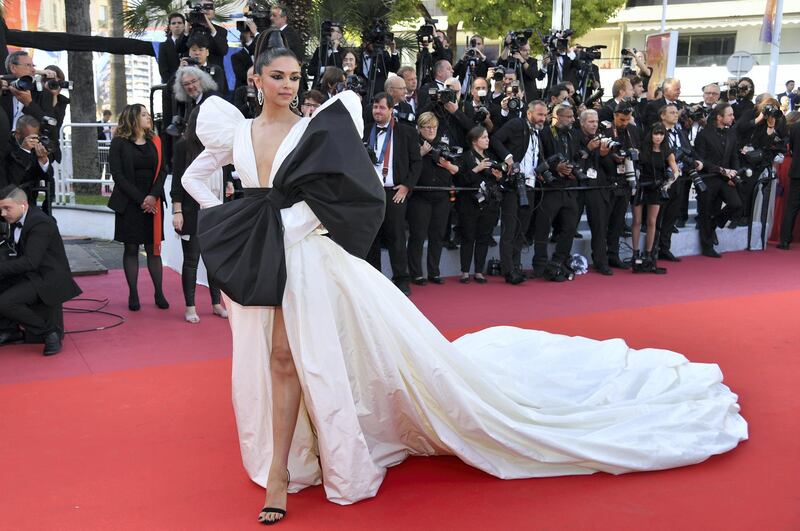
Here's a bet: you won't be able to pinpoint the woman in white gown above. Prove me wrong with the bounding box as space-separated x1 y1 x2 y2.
182 48 747 524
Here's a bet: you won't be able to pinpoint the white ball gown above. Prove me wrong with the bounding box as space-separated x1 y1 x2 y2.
181 91 747 505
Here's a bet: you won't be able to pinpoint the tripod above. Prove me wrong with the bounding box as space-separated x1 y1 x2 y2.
365 45 387 104
747 164 778 250
416 44 434 89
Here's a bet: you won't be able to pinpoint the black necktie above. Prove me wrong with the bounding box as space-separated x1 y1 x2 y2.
376 126 387 134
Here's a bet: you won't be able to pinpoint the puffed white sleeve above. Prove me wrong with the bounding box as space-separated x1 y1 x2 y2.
181 96 245 209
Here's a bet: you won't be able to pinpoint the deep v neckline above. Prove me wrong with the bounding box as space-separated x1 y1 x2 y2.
248 118 306 188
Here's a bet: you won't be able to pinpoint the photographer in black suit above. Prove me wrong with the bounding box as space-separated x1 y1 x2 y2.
497 40 545 101
0 186 81 355
309 23 344 90
694 103 743 258
3 116 54 213
532 104 581 281
270 5 305 62
778 119 800 248
606 102 641 268
180 33 228 96
158 13 189 84
1 51 55 132
186 1 229 70
453 35 491 94
491 100 549 283
364 93 422 296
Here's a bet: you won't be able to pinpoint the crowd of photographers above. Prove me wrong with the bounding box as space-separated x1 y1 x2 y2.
154 3 800 297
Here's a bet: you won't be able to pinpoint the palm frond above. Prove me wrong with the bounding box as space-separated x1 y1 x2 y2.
121 0 241 35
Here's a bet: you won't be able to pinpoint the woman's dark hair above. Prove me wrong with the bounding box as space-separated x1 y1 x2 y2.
642 122 667 152
184 106 204 164
321 66 345 91
165 13 185 37
467 125 487 146
114 104 152 141
44 64 65 81
253 47 299 76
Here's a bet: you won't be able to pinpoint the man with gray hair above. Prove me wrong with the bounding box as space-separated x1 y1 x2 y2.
1 50 55 133
575 108 616 275
165 66 219 138
644 77 683 130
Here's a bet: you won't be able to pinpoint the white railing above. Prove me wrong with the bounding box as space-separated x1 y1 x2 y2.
55 122 116 205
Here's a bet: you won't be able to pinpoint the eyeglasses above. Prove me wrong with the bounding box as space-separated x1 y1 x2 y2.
181 79 200 87
301 102 320 109
419 125 437 131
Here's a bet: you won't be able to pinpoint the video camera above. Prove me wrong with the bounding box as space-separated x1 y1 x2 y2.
542 29 573 54
235 0 271 33
416 18 439 47
365 18 393 50
507 29 533 54
576 45 606 63
186 1 213 35
621 48 637 77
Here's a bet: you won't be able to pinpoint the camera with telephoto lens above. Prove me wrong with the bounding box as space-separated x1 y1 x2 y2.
621 48 637 77
536 153 567 185
656 167 675 201
762 104 783 119
393 107 416 125
428 86 458 106
416 18 438 47
186 1 213 34
475 179 503 206
430 143 463 163
615 148 639 192
570 150 590 181
0 74 36 92
582 88 605 109
500 163 529 207
366 18 394 49
673 146 707 193
507 29 533 54
37 116 58 154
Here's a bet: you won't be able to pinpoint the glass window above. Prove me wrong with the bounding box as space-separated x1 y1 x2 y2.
677 33 736 67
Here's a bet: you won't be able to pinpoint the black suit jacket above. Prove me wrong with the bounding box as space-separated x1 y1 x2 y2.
231 45 254 90
643 97 684 131
490 117 542 167
0 88 55 129
206 24 229 69
453 57 491 85
362 122 422 189
545 54 577 90
358 51 400 96
789 122 800 180
106 137 166 214
0 206 81 305
4 137 54 198
496 57 545 100
694 125 740 175
308 46 343 87
158 35 188 83
281 26 305 62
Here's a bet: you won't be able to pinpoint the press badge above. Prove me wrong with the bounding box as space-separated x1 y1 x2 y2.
586 168 598 179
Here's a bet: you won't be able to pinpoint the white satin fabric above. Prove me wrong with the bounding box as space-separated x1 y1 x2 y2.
182 92 748 505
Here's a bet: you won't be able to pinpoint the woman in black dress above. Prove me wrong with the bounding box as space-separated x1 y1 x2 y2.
408 112 460 285
170 107 228 323
456 125 502 283
107 104 169 311
632 123 680 273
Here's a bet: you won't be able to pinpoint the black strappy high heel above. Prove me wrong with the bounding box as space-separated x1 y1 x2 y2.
258 469 290 525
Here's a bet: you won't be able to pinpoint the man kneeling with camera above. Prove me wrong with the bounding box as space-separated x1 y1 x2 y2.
0 186 81 355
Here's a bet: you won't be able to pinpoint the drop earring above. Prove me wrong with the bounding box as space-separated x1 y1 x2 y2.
291 95 299 109
257 89 264 106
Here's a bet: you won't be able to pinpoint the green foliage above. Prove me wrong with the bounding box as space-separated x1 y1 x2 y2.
439 0 625 46
121 0 243 35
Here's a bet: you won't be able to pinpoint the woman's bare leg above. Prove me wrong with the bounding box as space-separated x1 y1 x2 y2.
646 205 660 252
632 205 643 252
258 308 301 524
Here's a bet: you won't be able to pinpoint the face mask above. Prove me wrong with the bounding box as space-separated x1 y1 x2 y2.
477 89 487 98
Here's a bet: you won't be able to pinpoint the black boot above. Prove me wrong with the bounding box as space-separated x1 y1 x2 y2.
631 250 645 273
644 251 667 274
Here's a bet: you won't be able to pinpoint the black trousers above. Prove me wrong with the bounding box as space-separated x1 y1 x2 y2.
499 189 539 274
607 190 631 258
406 192 451 278
533 190 579 272
737 174 760 220
697 177 743 251
780 178 800 243
0 279 51 336
367 188 410 283
457 197 499 274
678 179 691 222
658 180 686 252
180 237 221 307
577 189 610 267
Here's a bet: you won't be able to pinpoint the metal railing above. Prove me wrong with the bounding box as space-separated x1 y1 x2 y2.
55 122 116 205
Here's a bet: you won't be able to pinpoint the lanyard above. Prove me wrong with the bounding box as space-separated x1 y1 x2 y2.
370 118 394 180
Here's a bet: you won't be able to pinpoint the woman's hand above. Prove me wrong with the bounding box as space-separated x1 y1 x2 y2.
473 157 492 173
491 168 503 180
141 195 158 214
225 181 235 198
172 212 184 231
420 141 433 157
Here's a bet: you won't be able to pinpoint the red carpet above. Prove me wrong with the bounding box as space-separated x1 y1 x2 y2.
1 249 799 530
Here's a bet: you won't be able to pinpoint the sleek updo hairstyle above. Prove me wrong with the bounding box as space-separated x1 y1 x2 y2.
252 28 299 76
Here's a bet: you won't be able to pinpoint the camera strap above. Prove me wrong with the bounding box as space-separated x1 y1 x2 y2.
370 118 394 181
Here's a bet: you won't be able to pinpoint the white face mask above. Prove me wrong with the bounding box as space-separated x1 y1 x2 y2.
477 89 487 98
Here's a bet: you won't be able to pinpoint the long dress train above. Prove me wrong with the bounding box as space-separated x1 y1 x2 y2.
181 92 747 505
